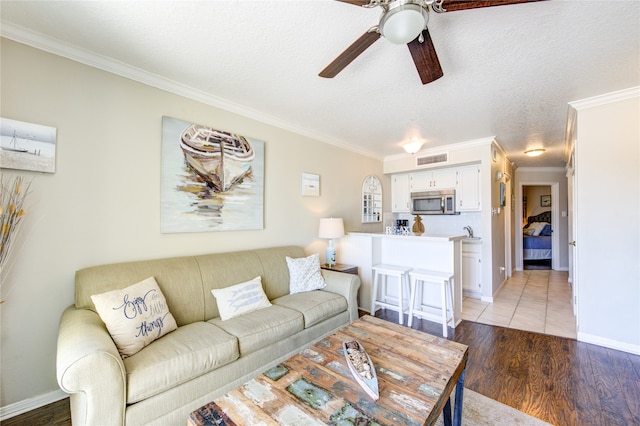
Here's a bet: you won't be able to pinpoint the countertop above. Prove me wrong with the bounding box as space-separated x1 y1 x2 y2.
347 232 467 242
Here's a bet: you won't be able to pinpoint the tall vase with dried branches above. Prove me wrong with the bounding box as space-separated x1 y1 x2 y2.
0 175 31 303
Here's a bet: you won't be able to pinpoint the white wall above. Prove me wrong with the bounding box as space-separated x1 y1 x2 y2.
0 38 384 408
571 88 640 353
524 185 551 219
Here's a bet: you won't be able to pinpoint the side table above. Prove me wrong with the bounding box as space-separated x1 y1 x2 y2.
321 263 358 275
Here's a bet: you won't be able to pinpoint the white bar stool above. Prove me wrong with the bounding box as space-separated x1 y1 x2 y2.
407 269 455 337
371 264 412 325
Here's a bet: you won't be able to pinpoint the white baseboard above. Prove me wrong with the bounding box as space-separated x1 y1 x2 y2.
0 389 68 421
577 332 640 355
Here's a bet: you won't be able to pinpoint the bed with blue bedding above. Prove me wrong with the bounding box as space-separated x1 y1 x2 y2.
523 211 552 260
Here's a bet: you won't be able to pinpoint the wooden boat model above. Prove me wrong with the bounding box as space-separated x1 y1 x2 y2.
343 340 379 400
180 124 254 193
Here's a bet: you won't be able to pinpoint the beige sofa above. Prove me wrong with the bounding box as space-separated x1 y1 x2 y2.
56 246 360 425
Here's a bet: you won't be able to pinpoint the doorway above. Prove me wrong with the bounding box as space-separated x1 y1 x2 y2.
515 182 559 271
522 185 552 270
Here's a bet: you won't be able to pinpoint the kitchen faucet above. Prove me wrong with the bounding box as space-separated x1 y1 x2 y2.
463 226 474 238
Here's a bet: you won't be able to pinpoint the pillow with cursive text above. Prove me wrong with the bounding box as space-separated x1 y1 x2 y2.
91 276 178 358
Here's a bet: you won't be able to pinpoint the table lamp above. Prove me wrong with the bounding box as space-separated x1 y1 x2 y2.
319 217 345 266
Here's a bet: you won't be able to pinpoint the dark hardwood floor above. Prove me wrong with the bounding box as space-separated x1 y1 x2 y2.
4 312 640 425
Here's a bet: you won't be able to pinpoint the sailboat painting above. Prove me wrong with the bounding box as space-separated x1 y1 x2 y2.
0 118 57 173
160 116 264 233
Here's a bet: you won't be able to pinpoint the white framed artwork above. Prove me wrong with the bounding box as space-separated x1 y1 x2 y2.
301 173 320 197
0 117 57 173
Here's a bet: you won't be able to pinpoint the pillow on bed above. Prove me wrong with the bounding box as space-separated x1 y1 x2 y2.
540 224 552 236
525 222 548 236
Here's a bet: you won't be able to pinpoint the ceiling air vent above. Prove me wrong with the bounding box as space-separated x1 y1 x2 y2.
416 153 448 166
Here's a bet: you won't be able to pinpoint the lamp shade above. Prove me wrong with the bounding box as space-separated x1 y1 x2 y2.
319 218 345 239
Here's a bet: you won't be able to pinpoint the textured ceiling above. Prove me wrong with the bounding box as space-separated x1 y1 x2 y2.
1 0 639 168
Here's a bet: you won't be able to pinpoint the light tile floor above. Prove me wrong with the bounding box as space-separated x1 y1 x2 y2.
462 270 577 339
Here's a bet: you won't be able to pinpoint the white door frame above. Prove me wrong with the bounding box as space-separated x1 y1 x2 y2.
567 161 578 321
515 182 560 271
505 175 512 277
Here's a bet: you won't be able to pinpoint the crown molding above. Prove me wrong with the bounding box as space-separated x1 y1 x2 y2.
1 21 382 161
569 86 640 110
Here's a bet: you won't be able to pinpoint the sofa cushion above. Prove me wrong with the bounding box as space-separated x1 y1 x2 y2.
211 276 271 321
286 253 326 294
272 290 348 328
91 276 178 357
123 322 239 403
209 305 303 355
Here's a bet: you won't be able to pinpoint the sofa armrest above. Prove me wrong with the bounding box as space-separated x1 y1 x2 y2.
320 270 361 322
57 305 127 426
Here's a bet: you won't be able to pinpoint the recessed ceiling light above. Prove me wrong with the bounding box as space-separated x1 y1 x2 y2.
524 148 545 157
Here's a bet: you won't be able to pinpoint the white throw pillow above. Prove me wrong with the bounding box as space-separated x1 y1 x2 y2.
91 276 178 358
211 276 272 321
286 253 327 294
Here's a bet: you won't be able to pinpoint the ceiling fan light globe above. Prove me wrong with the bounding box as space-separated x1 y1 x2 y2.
380 3 428 45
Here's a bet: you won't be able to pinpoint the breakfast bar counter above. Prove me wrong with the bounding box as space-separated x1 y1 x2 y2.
339 232 465 325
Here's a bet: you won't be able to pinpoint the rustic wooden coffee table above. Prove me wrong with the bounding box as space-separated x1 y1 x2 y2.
188 315 468 426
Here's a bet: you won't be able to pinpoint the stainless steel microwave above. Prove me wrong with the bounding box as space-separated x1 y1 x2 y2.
411 190 458 215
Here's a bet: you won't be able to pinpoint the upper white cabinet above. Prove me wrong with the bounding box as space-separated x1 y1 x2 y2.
456 165 481 211
391 174 410 212
409 168 457 192
391 164 482 213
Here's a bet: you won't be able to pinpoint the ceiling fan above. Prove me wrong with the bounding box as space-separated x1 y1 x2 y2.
319 0 540 85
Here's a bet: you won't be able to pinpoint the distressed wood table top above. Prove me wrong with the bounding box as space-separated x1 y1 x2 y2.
188 315 468 426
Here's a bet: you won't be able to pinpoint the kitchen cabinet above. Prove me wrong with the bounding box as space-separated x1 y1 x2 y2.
456 165 481 211
409 168 457 192
462 240 482 298
391 174 410 213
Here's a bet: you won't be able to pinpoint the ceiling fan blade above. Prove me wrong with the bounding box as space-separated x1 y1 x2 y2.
438 0 542 12
319 30 381 78
335 0 371 5
408 29 443 85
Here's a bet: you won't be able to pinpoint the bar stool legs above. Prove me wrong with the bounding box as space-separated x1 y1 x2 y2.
371 264 412 325
408 269 455 338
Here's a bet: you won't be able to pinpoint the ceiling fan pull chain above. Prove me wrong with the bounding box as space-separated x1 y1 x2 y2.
418 32 424 43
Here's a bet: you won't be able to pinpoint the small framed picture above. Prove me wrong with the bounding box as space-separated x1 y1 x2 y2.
301 173 320 197
541 195 551 207
1 117 57 173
